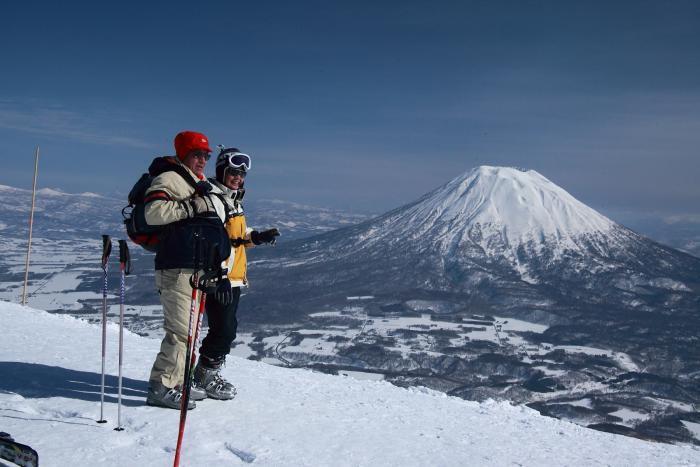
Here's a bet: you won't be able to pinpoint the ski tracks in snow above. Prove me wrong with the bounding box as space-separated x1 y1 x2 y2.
225 443 256 463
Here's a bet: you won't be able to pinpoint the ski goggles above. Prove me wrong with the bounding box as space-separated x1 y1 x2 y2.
224 152 251 171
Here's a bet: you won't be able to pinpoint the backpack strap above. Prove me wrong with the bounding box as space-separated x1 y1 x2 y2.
210 191 236 220
148 156 200 192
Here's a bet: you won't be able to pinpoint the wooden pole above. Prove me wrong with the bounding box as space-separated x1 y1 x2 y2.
21 146 40 306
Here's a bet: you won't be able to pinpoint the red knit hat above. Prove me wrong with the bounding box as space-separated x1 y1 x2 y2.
174 131 212 161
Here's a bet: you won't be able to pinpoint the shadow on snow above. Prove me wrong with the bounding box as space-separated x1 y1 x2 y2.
0 361 148 407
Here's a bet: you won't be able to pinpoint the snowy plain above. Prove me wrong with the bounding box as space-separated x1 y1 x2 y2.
1 302 699 466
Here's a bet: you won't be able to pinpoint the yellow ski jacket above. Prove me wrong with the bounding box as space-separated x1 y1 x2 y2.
209 180 253 287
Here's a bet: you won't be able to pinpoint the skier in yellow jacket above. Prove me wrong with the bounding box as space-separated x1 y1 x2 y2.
190 146 279 400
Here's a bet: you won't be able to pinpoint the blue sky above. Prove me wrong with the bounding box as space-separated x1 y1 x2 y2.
1 1 699 220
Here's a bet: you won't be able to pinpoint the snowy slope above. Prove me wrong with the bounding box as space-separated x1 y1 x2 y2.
1 301 699 466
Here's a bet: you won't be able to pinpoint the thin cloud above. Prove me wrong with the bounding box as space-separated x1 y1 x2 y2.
664 214 700 225
0 103 153 149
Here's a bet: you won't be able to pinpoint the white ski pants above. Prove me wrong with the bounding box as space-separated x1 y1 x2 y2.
149 269 202 389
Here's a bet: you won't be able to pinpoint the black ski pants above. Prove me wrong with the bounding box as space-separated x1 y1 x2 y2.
200 286 241 361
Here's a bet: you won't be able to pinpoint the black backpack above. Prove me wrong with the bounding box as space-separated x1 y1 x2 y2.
122 156 198 252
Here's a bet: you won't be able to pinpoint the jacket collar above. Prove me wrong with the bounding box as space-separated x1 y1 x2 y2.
209 179 245 202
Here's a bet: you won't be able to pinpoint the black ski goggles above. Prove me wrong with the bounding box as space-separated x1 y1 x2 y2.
224 152 251 171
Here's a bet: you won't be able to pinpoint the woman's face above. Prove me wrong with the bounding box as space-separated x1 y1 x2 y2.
224 169 246 190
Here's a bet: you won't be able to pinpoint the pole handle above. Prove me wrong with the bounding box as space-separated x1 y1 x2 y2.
118 240 131 275
101 235 112 269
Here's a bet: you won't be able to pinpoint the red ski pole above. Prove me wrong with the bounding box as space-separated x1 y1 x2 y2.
173 287 203 467
189 292 207 387
173 233 204 467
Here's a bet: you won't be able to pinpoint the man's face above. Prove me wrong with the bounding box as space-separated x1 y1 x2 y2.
182 149 210 177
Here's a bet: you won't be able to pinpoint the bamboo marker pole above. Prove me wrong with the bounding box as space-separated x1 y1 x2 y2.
21 146 40 306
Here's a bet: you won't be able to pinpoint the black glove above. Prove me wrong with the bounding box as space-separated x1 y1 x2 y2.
195 268 232 306
193 268 215 291
250 228 280 245
195 180 213 195
214 280 234 306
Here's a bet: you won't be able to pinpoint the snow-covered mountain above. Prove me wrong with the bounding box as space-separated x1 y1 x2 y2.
246 198 372 240
247 165 699 308
2 301 699 466
0 184 372 242
0 185 122 237
364 165 616 257
318 165 635 285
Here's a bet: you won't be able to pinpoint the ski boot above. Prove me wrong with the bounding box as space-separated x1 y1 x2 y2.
189 381 207 401
192 355 237 400
146 382 196 410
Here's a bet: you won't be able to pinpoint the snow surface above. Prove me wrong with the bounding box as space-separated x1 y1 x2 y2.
684 422 700 444
36 188 67 196
1 301 699 467
610 408 648 427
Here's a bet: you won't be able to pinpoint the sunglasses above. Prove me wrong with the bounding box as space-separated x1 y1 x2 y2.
227 168 247 178
190 150 211 161
225 152 251 171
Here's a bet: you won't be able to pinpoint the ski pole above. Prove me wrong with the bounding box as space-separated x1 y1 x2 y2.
21 147 39 306
115 240 130 432
189 287 208 388
174 289 207 466
186 244 220 396
173 232 203 467
98 235 112 424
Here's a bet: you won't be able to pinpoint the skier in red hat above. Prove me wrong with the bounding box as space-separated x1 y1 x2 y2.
145 130 231 409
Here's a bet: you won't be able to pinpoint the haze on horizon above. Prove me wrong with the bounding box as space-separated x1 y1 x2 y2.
1 1 699 224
